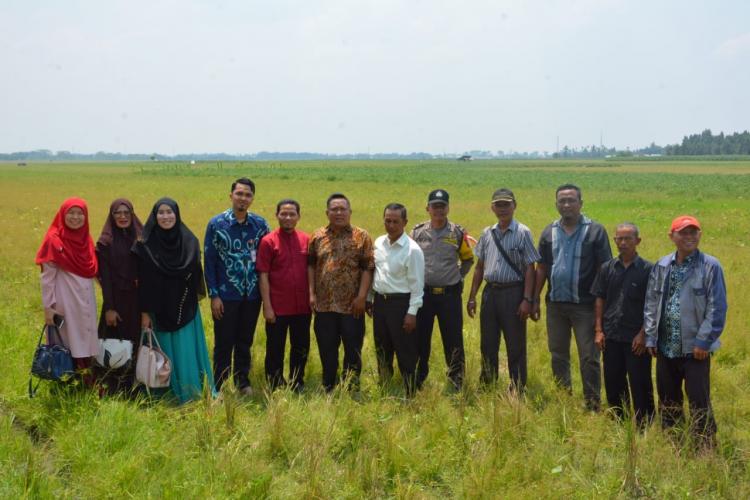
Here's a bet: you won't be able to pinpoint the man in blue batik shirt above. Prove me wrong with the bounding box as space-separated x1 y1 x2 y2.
205 178 270 396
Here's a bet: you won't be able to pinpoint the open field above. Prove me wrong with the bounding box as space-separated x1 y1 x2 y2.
1 159 749 498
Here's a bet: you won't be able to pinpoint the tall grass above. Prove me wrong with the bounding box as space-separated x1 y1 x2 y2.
1 160 749 497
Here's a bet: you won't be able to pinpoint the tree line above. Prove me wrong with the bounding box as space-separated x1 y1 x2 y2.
663 129 750 156
3 130 749 161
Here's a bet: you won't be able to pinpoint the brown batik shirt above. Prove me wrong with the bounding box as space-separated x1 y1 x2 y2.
308 225 375 314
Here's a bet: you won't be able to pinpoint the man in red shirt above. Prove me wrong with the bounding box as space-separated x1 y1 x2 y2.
257 199 311 392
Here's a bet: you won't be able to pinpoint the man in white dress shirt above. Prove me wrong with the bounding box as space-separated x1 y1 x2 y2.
367 203 425 396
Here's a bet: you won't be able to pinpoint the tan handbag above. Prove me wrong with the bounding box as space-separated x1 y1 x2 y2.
135 328 172 388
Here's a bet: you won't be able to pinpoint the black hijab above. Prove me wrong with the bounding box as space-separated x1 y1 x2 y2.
134 197 200 278
133 198 205 331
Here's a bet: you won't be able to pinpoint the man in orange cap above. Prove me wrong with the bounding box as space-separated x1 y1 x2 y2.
643 215 727 448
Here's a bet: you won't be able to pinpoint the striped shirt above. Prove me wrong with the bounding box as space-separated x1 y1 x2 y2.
538 215 611 304
474 220 540 284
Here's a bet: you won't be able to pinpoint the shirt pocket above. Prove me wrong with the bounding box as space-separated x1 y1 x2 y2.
626 281 646 300
507 246 523 261
575 241 593 260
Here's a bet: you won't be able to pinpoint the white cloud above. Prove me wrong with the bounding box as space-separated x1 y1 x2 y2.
715 32 750 59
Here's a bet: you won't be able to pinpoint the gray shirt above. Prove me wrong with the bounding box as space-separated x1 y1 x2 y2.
411 220 474 287
474 220 541 283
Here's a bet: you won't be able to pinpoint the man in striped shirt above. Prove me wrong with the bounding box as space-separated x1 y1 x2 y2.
533 184 612 410
467 188 541 392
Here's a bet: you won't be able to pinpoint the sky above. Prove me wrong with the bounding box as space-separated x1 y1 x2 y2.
1 0 749 155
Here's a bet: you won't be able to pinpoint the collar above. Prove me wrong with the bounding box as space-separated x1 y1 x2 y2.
384 232 409 248
552 214 591 229
615 253 641 268
278 228 299 238
325 224 353 235
429 219 450 231
224 208 251 226
493 219 517 233
670 250 698 266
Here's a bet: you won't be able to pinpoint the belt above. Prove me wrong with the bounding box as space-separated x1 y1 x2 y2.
424 282 462 295
485 281 524 290
374 292 410 300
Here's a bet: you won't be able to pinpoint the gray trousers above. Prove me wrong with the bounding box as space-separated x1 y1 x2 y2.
546 301 600 406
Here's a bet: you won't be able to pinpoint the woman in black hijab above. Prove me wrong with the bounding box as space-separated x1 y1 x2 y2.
133 198 215 403
96 198 143 393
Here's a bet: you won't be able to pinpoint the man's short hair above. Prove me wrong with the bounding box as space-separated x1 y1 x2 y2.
555 183 582 200
383 203 407 220
616 222 639 238
326 192 350 209
231 177 255 194
276 198 300 215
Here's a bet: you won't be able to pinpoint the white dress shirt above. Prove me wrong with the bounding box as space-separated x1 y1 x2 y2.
371 232 425 315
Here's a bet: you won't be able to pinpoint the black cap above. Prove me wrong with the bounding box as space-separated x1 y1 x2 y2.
428 189 449 205
492 188 515 203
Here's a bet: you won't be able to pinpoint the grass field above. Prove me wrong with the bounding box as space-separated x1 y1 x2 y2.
1 159 749 498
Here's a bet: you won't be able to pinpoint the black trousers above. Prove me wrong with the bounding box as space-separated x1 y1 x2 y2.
479 284 526 391
656 354 716 440
373 294 419 396
264 314 311 390
313 312 365 392
603 339 654 425
213 299 261 390
416 286 464 389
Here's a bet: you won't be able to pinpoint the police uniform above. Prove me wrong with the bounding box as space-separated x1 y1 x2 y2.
411 190 474 389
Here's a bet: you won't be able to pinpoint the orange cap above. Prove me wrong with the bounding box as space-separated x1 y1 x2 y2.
670 215 701 233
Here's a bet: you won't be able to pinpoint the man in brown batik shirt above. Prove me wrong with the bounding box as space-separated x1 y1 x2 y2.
308 193 374 392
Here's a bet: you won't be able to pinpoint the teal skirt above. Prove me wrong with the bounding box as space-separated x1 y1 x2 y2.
152 309 215 404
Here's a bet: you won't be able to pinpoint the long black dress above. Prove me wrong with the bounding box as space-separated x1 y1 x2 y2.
96 199 143 393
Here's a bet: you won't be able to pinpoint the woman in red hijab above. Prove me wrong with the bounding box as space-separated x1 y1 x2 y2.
36 198 100 384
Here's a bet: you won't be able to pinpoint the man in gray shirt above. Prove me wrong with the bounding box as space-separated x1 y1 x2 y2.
411 189 474 390
467 188 540 392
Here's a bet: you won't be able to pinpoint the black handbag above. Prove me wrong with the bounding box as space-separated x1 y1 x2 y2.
29 324 75 397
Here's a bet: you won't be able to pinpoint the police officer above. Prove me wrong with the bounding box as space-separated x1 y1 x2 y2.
411 189 474 390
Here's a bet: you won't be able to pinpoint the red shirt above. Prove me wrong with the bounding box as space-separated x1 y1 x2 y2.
256 228 311 316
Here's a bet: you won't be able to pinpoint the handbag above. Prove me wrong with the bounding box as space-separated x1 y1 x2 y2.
96 338 134 370
135 328 171 388
29 324 75 397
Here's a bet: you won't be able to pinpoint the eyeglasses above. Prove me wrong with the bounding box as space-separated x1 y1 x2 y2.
112 210 131 217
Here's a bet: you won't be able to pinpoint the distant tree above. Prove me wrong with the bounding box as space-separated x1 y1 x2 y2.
665 129 750 155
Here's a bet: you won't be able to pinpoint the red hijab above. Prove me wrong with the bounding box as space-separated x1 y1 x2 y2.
35 197 98 278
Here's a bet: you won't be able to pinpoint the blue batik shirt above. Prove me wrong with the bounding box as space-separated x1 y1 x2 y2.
204 209 270 301
658 252 696 358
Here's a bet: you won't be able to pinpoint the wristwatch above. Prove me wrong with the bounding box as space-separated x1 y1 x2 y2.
523 296 535 304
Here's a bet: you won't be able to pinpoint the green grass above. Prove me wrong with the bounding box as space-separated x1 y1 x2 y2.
1 159 749 498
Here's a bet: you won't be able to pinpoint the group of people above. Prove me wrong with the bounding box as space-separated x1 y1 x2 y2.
36 196 214 403
35 179 727 447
